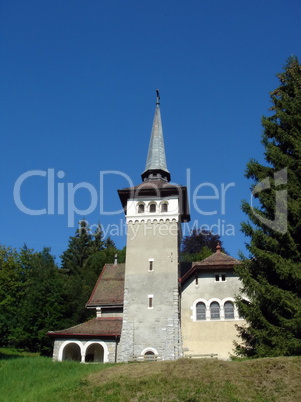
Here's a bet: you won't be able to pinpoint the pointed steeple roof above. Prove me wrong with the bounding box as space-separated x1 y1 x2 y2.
141 90 171 182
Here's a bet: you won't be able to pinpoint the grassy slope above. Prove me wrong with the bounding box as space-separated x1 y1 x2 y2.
82 357 301 402
0 351 301 401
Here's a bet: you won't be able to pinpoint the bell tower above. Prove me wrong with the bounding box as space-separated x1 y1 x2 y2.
117 92 190 361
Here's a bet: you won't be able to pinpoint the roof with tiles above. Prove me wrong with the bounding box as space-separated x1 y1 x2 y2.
180 245 240 284
85 263 125 308
48 317 122 337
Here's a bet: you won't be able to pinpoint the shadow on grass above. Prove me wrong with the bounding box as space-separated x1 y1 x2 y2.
0 348 39 360
0 352 24 360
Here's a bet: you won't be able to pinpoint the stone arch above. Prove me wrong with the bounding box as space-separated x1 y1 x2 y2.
59 340 83 362
83 341 109 363
141 347 158 356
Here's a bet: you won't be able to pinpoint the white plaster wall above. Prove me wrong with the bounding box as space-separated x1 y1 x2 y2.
126 197 179 223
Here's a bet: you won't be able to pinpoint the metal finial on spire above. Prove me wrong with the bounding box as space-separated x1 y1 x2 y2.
156 89 160 105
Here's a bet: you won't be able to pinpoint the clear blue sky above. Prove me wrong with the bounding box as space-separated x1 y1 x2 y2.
1 0 300 262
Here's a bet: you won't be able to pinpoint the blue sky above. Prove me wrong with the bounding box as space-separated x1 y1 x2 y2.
1 0 300 262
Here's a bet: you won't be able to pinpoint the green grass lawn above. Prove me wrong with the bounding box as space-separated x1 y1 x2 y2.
1 349 301 401
0 349 113 402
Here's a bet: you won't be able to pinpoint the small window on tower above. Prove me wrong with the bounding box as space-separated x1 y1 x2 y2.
149 203 156 213
161 203 168 212
138 203 145 213
148 295 153 309
148 258 154 271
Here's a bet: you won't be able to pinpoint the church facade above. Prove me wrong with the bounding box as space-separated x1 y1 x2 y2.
48 94 245 362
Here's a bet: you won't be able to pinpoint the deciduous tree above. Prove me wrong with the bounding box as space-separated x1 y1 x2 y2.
181 229 223 262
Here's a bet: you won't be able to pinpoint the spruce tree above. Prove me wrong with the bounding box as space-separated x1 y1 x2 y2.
61 219 94 275
235 56 301 357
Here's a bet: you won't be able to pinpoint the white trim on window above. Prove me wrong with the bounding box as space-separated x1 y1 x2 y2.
191 298 209 321
137 202 145 213
148 294 154 309
214 273 227 282
148 258 154 272
148 202 157 213
141 347 158 356
191 297 241 321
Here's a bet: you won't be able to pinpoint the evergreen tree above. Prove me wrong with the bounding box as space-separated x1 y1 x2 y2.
89 223 105 254
11 248 66 355
61 219 94 275
235 56 301 357
104 236 116 249
60 220 123 325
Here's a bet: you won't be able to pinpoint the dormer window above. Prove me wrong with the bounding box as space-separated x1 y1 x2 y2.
149 203 156 213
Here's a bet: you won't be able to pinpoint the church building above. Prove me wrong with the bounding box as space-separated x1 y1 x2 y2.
48 93 245 363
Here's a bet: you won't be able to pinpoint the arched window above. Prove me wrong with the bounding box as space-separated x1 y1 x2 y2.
210 302 220 320
149 203 156 213
224 301 234 319
161 203 168 212
196 302 206 320
138 203 145 213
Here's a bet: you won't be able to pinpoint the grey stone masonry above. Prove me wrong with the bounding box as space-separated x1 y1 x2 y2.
117 219 182 362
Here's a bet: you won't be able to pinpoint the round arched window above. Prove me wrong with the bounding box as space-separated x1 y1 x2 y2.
161 203 168 212
138 203 145 213
210 302 220 320
149 203 156 213
224 301 234 319
196 302 206 320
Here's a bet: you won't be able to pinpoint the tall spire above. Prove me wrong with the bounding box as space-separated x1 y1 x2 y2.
141 90 171 182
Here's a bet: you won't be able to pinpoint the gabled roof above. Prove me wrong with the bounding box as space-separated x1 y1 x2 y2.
86 263 125 308
48 317 122 338
180 247 240 285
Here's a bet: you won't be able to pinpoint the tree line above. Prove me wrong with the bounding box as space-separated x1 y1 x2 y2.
0 220 125 356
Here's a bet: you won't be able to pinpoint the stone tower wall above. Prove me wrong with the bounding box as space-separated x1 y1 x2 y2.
118 216 182 362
